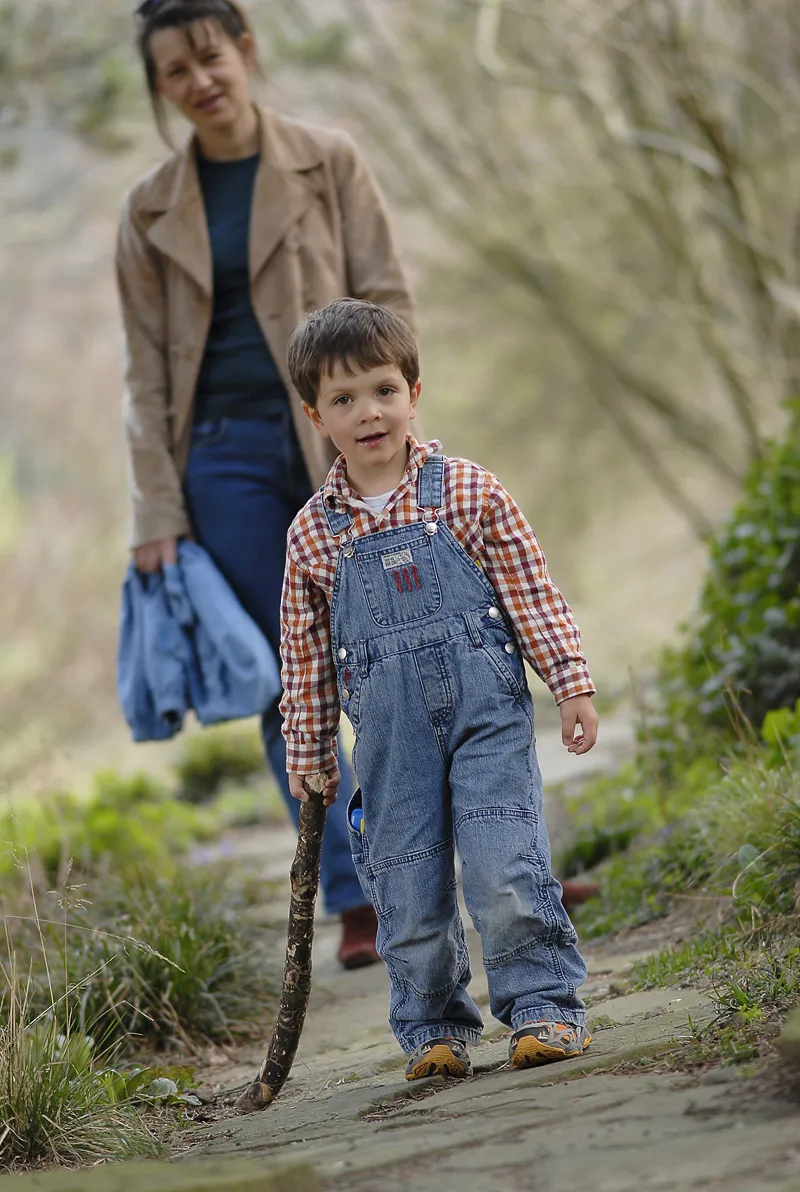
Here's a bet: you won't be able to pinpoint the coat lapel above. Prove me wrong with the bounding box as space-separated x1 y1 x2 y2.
249 108 322 283
145 144 212 296
141 108 323 296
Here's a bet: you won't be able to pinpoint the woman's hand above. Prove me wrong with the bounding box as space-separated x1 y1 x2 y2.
132 537 178 574
559 695 599 755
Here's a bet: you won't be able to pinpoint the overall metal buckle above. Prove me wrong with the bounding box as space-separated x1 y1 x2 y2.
422 512 439 536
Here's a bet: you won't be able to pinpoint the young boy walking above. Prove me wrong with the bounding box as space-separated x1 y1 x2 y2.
280 299 598 1080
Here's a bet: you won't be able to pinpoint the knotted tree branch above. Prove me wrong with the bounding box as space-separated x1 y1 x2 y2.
235 775 328 1114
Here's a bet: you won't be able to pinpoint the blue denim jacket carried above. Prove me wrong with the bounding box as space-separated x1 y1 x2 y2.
117 541 281 742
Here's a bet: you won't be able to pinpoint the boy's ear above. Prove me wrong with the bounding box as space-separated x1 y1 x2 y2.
408 379 422 420
302 401 330 438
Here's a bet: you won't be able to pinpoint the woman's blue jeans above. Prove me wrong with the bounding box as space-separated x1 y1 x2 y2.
183 414 367 916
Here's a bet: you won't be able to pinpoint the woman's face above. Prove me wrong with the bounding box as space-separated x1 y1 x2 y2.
150 20 255 137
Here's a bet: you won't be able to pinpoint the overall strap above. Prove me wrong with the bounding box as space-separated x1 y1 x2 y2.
416 452 446 512
321 491 354 538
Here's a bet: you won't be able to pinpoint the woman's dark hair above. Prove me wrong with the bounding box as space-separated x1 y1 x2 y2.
136 0 260 145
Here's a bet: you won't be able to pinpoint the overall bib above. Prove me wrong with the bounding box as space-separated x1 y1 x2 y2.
324 452 587 1053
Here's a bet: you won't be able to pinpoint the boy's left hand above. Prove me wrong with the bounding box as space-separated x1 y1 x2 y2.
559 695 598 755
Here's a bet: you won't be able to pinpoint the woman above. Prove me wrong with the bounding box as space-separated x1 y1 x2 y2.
117 0 414 968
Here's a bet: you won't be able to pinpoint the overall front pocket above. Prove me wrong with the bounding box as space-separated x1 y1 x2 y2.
354 532 443 627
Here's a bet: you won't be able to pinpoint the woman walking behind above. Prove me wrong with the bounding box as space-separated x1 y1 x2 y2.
116 0 414 967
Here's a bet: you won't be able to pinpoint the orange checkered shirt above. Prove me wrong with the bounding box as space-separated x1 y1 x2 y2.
280 439 595 775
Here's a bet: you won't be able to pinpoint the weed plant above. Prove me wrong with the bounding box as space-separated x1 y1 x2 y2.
570 711 800 939
0 895 164 1172
648 437 800 776
1 770 216 887
5 866 280 1051
175 724 265 803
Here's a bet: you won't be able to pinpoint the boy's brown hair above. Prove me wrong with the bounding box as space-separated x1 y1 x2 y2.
287 298 419 408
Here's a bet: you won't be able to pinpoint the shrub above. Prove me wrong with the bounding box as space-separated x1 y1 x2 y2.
174 724 266 803
652 436 800 771
9 866 281 1051
0 999 162 1173
1 770 216 887
572 743 800 938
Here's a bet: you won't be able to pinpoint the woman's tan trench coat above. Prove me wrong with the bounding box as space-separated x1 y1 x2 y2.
116 106 415 549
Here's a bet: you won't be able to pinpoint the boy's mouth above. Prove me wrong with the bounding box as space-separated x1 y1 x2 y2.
356 431 388 448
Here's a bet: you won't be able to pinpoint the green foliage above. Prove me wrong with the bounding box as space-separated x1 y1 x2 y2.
632 930 741 989
9 866 280 1051
174 724 266 803
654 437 800 769
632 928 800 1034
0 1015 162 1172
1 770 216 886
557 765 653 877
571 743 800 939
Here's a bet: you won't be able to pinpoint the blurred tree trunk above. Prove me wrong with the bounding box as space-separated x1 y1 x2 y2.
267 0 800 535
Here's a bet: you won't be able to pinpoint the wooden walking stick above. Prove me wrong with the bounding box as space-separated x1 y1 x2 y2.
235 774 328 1113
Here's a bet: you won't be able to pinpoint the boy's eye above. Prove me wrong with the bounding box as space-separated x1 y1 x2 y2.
168 66 186 77
333 394 352 406
377 386 395 397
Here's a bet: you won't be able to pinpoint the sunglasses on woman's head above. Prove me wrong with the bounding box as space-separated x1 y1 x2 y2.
136 0 237 15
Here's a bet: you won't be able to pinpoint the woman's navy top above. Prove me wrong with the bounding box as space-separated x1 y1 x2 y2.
194 152 290 424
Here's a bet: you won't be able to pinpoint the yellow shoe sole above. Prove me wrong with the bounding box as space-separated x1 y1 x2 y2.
405 1044 471 1081
510 1032 592 1070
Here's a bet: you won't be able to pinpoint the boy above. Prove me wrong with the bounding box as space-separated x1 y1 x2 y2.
280 298 598 1080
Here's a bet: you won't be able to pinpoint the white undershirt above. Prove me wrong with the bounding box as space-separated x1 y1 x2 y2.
359 490 395 514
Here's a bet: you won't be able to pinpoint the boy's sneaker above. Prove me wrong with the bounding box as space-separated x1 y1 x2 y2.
405 1038 472 1081
509 1021 592 1069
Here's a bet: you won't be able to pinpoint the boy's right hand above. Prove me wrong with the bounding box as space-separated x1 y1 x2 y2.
289 769 341 806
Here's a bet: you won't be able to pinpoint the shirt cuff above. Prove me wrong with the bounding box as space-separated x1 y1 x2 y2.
284 732 339 777
547 665 596 705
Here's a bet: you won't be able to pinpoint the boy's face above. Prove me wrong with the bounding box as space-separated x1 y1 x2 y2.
304 361 420 481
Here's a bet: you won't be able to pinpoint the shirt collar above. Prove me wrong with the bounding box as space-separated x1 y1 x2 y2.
322 437 443 513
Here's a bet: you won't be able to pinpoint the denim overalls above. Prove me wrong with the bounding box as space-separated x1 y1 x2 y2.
324 451 587 1053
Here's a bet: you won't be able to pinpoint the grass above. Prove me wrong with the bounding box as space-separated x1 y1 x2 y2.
4 865 281 1052
0 842 283 1173
0 1015 164 1172
174 724 267 804
0 770 217 887
569 742 800 940
0 911 164 1173
632 927 800 1022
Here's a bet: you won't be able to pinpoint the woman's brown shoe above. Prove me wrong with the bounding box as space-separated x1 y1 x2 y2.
560 878 600 914
337 904 381 970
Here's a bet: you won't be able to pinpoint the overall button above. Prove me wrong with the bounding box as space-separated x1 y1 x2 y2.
342 688 351 701
504 642 517 655
423 521 438 536
488 607 501 620
338 648 348 660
